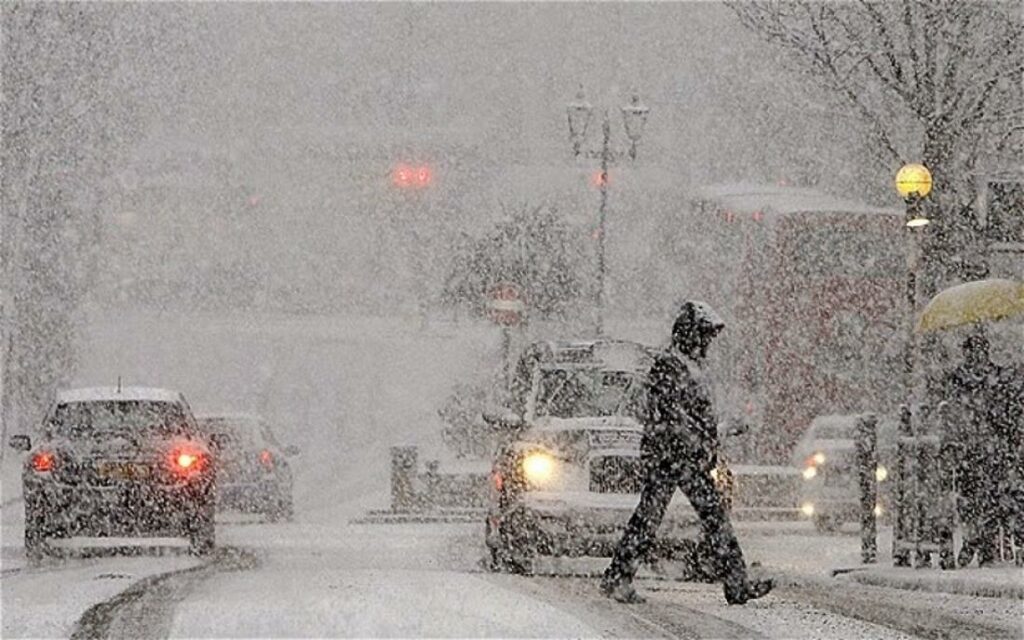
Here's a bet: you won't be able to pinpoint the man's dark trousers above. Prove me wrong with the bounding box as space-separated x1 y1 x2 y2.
605 437 746 590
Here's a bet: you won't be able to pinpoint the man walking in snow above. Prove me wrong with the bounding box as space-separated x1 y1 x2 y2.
601 301 772 605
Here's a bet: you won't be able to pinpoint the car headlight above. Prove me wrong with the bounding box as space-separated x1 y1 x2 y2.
801 502 815 517
522 451 557 486
812 452 826 465
873 503 884 517
875 466 888 482
802 465 817 480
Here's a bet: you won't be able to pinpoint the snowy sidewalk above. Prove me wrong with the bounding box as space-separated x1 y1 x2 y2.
737 522 1023 601
839 564 1023 600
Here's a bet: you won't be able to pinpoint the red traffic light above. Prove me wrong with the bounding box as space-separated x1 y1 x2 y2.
393 164 433 189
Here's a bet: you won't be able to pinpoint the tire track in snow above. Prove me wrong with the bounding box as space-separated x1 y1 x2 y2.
70 546 259 640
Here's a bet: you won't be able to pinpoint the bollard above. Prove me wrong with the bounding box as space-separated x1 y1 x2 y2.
893 404 912 566
856 413 879 564
935 401 957 569
390 446 418 511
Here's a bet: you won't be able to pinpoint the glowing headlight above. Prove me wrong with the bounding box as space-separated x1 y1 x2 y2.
801 502 815 517
875 466 888 482
812 452 826 465
802 466 817 480
873 504 884 517
522 451 556 485
710 467 719 481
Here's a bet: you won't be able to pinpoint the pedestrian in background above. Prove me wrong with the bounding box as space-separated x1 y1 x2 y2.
994 357 1024 565
942 332 1003 567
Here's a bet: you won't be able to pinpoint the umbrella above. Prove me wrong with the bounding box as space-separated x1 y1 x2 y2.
916 278 1024 333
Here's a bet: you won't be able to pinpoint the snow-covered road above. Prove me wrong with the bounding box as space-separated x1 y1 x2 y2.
2 313 1021 638
8 497 1018 639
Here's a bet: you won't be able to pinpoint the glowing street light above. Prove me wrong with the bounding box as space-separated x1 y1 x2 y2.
896 164 932 227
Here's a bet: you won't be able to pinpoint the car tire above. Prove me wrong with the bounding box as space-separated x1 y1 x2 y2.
188 502 216 556
24 492 55 564
488 512 537 575
266 494 294 523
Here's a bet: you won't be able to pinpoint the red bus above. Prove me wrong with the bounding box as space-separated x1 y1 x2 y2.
687 185 905 462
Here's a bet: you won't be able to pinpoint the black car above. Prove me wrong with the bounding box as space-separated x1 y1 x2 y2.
197 414 298 521
8 387 216 562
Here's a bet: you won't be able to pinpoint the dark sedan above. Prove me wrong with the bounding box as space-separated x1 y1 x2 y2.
197 414 298 521
8 387 216 562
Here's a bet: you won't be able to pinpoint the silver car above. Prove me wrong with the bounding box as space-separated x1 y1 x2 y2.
485 340 730 576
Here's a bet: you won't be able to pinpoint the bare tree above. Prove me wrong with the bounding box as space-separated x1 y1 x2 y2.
729 0 1023 290
0 4 205 450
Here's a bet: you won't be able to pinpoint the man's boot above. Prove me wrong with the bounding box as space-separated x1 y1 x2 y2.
600 574 646 604
724 578 773 605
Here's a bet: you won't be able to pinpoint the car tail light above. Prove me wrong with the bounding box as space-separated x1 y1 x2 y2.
32 451 55 472
169 445 206 476
259 449 273 470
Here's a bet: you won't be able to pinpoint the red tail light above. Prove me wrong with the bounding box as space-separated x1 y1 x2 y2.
32 451 55 472
259 449 273 470
169 445 206 475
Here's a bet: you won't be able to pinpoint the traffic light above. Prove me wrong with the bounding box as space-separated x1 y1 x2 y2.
393 164 433 189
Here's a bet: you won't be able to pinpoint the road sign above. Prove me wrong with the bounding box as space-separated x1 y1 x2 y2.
487 282 525 326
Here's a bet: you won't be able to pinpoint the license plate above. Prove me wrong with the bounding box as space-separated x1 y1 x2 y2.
98 462 151 480
588 430 642 449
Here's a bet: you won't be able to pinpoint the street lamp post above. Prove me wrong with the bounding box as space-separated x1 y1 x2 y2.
893 162 932 567
566 90 649 336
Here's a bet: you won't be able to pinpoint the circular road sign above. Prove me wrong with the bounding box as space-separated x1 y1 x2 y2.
487 282 526 327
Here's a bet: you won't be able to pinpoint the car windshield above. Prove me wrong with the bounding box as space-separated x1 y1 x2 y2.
535 368 642 419
49 401 189 439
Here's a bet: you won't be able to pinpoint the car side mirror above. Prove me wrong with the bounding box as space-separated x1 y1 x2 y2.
8 434 31 452
210 433 233 449
284 444 300 457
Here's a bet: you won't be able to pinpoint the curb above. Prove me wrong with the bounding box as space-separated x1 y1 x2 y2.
841 568 1024 600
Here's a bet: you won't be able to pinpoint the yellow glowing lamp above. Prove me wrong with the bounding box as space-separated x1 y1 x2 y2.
895 163 932 199
522 451 556 485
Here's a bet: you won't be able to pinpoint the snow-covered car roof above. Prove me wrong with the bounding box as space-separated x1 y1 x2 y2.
56 386 187 404
693 183 901 218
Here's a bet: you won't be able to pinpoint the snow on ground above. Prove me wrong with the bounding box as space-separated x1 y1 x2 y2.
0 502 199 639
739 521 1024 601
844 565 1024 599
171 522 603 638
